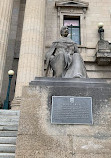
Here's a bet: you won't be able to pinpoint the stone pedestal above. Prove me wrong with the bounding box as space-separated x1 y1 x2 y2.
16 78 111 158
96 40 111 65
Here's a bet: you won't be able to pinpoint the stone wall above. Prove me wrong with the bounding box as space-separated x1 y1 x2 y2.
45 0 111 78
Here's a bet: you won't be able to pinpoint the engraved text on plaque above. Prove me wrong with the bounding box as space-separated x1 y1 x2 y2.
51 96 93 124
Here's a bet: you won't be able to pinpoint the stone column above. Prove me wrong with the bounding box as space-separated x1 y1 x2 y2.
0 0 14 94
12 0 46 108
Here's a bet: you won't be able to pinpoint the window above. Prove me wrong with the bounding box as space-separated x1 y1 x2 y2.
64 16 81 45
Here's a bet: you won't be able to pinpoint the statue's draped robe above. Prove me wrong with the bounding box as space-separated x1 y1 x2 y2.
45 37 87 78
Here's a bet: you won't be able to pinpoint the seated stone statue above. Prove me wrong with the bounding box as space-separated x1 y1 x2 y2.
45 26 88 78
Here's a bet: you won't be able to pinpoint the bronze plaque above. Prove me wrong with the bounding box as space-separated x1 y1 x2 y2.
51 96 93 124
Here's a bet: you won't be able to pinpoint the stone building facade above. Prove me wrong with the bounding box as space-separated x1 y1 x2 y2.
0 0 111 109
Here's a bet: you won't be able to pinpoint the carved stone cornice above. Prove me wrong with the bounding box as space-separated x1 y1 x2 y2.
55 0 89 8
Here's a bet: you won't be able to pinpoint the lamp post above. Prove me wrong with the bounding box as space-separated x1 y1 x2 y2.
98 22 104 40
3 70 14 109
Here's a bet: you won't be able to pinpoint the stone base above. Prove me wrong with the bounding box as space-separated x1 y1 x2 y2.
16 77 111 158
11 97 21 110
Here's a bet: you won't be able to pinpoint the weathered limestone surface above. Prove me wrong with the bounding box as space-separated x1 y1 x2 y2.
0 0 14 94
1 0 21 103
14 0 46 100
16 78 111 158
45 0 111 79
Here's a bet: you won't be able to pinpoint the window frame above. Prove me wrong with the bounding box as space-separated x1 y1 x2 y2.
63 15 81 45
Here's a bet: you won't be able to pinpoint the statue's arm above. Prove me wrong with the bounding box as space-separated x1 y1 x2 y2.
45 42 57 76
45 42 57 59
74 44 79 53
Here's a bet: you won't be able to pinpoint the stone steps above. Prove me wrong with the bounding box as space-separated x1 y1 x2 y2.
0 125 18 131
0 144 16 153
0 153 15 158
0 131 17 137
0 110 20 116
0 122 19 126
0 115 19 120
0 110 20 158
11 97 21 110
0 121 19 126
0 137 16 144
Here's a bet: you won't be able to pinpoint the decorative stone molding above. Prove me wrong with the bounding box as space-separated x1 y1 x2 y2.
55 0 89 8
55 0 89 19
55 0 89 45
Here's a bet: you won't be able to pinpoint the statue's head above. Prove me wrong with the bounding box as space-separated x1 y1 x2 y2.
60 26 69 37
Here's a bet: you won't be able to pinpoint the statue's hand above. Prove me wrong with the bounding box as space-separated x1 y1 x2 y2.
50 55 55 61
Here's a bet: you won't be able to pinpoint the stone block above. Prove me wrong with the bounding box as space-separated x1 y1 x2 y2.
16 78 111 158
0 144 16 153
0 137 16 144
0 153 15 158
0 131 17 137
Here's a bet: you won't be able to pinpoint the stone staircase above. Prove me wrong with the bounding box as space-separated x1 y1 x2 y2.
0 110 20 158
11 97 21 110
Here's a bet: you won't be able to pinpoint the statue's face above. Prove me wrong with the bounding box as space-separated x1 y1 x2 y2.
61 26 69 37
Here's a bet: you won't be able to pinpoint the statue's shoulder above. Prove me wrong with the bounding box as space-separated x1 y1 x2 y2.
54 37 75 44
